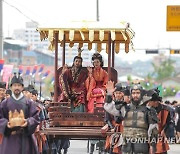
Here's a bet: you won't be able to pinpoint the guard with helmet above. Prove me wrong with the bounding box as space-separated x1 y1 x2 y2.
122 82 159 154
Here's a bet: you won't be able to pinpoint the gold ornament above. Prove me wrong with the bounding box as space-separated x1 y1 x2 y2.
8 110 25 127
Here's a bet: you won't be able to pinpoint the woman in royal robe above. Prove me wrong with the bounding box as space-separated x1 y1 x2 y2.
86 53 108 113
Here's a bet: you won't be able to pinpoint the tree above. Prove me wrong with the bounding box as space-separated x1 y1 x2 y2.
152 59 176 80
127 75 132 84
163 87 180 97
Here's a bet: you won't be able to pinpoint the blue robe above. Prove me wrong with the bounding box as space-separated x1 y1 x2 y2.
0 95 40 154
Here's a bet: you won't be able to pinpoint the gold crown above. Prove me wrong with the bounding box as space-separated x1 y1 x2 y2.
8 110 25 127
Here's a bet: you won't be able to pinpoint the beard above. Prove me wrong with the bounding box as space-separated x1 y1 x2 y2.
14 89 21 96
132 97 141 105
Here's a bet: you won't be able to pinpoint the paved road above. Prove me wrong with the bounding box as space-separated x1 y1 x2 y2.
169 144 180 154
67 140 180 154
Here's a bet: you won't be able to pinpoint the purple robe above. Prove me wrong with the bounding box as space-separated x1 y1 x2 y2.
0 96 40 154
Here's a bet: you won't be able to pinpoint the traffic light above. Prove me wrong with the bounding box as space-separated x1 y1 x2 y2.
170 50 180 54
146 50 159 54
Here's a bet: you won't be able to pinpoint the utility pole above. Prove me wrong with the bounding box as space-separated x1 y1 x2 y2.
0 0 3 59
95 0 99 53
96 0 99 21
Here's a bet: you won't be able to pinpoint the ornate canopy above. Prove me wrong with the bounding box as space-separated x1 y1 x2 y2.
37 21 135 53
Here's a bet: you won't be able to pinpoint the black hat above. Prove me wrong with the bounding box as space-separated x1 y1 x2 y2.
151 93 162 101
31 89 38 96
0 82 6 89
164 100 171 105
114 83 123 92
146 89 162 102
123 86 130 96
23 87 29 91
10 73 24 86
152 87 160 95
28 85 35 93
23 85 34 92
6 89 12 95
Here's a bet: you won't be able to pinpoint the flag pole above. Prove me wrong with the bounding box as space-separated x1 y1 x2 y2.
39 78 42 100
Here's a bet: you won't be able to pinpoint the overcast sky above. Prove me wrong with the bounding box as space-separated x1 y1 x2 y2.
2 0 180 61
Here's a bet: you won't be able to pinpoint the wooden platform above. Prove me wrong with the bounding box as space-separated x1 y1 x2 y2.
48 102 105 127
41 127 110 139
45 101 108 139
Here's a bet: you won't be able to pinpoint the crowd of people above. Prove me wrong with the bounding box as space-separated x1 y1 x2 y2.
0 50 180 154
103 81 180 154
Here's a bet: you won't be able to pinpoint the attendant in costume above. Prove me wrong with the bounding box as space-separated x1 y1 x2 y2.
175 103 180 143
0 73 40 154
50 92 54 101
5 89 12 99
86 53 108 113
31 89 49 154
22 84 34 100
104 81 127 154
0 82 6 151
59 48 88 112
147 90 171 154
123 86 131 104
0 82 6 103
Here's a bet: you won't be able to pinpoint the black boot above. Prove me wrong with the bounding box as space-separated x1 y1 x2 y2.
63 148 68 154
90 144 95 154
58 148 62 154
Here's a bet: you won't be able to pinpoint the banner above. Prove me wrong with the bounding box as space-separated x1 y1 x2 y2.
38 64 45 75
42 70 50 79
0 59 5 75
2 65 14 86
51 76 55 85
31 65 38 76
25 66 31 75
18 65 23 75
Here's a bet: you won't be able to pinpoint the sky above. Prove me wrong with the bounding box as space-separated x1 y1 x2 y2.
2 0 180 61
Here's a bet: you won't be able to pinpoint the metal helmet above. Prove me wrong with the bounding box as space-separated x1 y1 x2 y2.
130 83 143 92
114 83 123 92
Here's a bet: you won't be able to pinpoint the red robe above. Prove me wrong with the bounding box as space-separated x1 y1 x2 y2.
156 104 170 154
59 67 88 108
85 67 108 113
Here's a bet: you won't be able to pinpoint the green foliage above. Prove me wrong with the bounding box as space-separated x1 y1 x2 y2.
127 75 132 83
152 59 176 80
163 87 180 97
141 81 154 90
141 73 155 90
43 77 54 97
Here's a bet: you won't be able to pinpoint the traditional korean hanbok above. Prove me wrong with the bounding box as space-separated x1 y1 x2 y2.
0 93 40 154
59 66 88 112
86 67 108 113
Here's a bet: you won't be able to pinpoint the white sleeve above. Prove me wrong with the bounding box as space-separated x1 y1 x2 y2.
104 101 120 116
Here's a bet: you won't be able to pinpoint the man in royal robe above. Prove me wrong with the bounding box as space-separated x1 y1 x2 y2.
0 73 40 154
59 52 88 112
